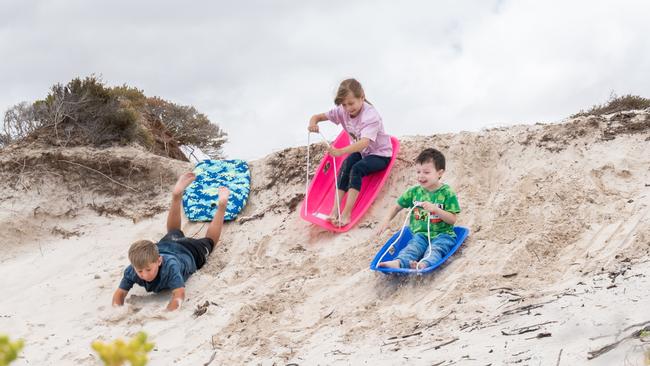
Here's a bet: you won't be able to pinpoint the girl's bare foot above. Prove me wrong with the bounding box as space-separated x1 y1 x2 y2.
327 213 339 223
338 214 350 226
328 213 350 227
378 259 401 269
327 215 350 227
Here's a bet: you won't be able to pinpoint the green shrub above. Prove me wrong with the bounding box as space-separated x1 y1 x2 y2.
144 97 227 157
1 76 227 159
91 332 154 366
0 334 24 366
110 85 147 109
32 75 140 146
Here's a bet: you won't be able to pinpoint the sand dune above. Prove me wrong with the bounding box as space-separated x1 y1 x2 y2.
1 110 649 365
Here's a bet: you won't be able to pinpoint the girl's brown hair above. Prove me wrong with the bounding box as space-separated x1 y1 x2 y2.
334 78 371 105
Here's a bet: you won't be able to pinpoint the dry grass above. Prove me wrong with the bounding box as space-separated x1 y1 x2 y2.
572 93 650 118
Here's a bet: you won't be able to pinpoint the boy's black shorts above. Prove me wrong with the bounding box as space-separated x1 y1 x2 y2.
160 229 214 270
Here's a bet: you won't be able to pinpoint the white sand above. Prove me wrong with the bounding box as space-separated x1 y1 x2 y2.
1 111 649 365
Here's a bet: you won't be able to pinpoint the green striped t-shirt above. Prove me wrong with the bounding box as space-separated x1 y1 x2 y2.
397 184 461 238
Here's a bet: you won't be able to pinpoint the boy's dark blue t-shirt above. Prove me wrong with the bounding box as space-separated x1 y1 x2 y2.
118 242 197 293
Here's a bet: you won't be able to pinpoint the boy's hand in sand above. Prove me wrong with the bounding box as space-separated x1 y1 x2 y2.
112 288 128 307
217 187 230 206
172 172 196 197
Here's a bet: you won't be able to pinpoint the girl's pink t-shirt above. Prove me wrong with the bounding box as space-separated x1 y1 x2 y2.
326 102 392 158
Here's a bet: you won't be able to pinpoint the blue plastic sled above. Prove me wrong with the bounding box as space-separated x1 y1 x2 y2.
370 226 470 274
182 159 251 222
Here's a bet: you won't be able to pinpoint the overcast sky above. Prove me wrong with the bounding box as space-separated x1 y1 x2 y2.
1 0 649 159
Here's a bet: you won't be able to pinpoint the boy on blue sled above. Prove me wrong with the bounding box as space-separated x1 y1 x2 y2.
377 148 461 270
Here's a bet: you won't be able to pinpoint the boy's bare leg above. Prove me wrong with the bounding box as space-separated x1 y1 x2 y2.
378 259 401 268
167 172 196 232
206 187 230 245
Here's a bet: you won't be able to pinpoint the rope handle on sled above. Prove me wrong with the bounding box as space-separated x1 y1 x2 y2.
416 201 434 273
305 131 342 226
376 201 433 274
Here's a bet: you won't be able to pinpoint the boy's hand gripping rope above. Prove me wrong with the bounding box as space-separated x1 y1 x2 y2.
305 131 342 226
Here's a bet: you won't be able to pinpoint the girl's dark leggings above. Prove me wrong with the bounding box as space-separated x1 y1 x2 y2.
337 153 390 192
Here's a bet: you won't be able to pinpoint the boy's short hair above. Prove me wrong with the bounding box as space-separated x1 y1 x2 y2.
416 148 446 170
128 240 159 269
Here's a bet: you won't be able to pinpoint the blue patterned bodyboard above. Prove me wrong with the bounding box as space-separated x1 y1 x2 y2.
182 159 251 222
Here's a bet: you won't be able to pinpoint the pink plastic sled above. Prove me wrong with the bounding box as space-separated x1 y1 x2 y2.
300 131 400 232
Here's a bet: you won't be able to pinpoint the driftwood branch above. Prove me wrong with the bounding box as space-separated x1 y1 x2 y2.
500 299 557 317
414 311 454 330
587 323 650 360
203 351 217 366
58 159 139 192
501 321 557 336
238 212 265 224
421 337 459 351
386 331 422 342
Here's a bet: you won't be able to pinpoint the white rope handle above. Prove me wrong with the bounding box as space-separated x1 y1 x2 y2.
305 131 342 226
376 201 433 274
318 131 343 226
376 203 420 264
415 204 433 274
304 132 311 217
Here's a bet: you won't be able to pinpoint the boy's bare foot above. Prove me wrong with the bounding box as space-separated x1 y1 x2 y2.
409 260 428 270
217 187 230 206
378 259 401 269
172 172 196 197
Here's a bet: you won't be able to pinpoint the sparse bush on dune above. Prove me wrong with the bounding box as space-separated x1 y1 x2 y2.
641 330 650 365
0 334 24 366
572 93 650 118
91 332 154 366
110 85 148 110
2 101 41 145
1 76 227 160
34 76 141 147
144 96 227 158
